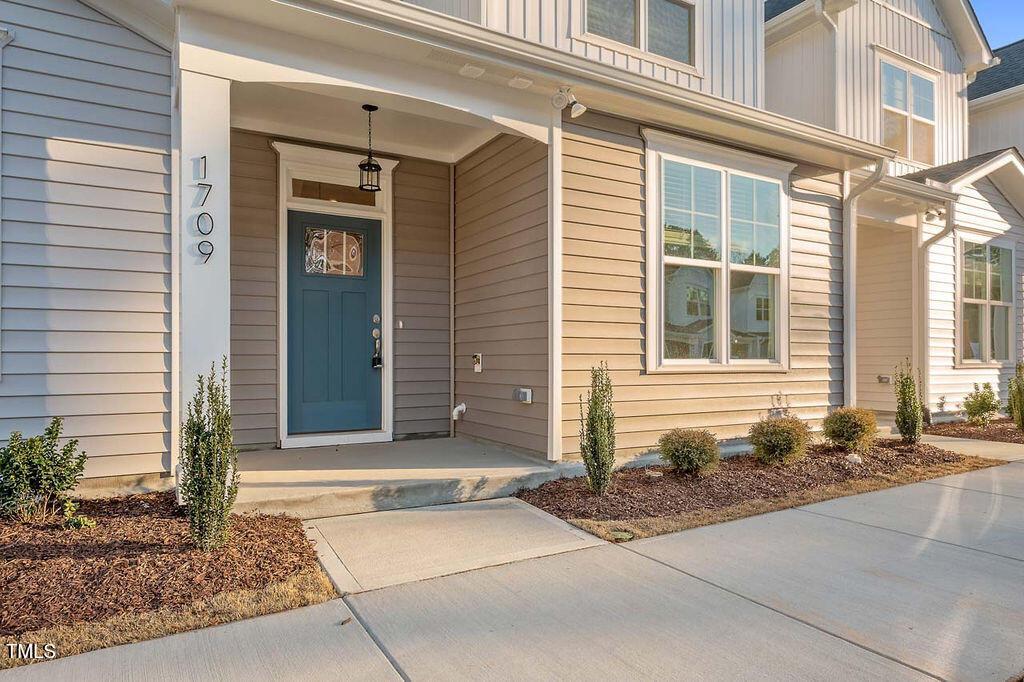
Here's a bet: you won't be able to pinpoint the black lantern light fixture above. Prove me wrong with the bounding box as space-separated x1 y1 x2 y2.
358 104 382 193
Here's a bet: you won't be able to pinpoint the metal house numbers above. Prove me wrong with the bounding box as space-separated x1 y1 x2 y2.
194 155 215 263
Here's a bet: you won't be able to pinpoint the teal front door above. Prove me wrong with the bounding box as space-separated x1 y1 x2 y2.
288 210 382 434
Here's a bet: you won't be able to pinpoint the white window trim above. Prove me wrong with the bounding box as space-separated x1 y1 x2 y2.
642 129 796 374
955 233 1016 368
575 0 703 78
878 55 937 167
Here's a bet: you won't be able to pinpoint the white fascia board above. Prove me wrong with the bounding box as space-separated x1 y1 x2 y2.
970 84 1024 112
179 0 893 170
80 0 174 50
933 0 994 74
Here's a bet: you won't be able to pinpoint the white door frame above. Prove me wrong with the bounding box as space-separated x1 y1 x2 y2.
271 141 398 448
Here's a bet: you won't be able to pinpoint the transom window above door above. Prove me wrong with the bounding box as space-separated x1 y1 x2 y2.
960 239 1014 364
585 0 696 67
881 61 936 165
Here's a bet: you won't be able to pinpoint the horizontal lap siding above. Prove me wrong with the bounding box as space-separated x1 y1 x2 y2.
856 224 912 412
561 113 844 457
230 131 278 448
0 0 172 477
229 132 452 446
393 157 451 437
926 178 1024 411
454 135 548 454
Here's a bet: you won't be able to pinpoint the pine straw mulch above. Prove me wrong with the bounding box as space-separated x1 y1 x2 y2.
0 493 336 668
517 439 1005 542
925 417 1024 445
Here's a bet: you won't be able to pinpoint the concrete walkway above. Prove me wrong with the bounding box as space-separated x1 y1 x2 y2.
8 461 1024 681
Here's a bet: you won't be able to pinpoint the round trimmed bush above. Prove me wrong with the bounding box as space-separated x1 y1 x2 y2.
749 415 811 465
658 428 719 474
822 407 877 452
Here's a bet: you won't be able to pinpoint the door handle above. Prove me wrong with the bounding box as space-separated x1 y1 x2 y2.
371 327 382 369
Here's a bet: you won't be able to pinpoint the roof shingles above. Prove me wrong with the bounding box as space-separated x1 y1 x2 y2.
764 0 806 22
968 39 1024 100
901 148 1014 185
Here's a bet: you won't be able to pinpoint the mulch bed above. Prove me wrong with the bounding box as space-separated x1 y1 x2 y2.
0 493 323 638
925 418 1024 445
518 439 1002 540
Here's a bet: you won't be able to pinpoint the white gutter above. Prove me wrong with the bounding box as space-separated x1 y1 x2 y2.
842 161 887 407
919 198 957 413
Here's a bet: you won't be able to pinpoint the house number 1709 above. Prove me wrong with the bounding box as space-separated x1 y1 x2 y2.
195 155 215 263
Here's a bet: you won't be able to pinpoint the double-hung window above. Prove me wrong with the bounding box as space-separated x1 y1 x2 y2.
881 61 936 165
586 0 696 66
645 131 794 371
960 239 1014 363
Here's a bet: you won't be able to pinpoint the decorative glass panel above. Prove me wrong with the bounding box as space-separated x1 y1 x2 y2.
305 227 364 277
292 178 374 206
730 176 780 267
911 74 935 121
962 302 983 360
882 62 908 111
587 0 638 46
883 109 909 157
990 246 1012 303
912 119 935 165
665 265 716 360
962 242 987 299
648 0 693 65
663 160 721 261
730 271 776 360
992 305 1010 361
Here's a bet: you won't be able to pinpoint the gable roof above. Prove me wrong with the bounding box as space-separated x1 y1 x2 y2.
765 0 804 21
902 148 1012 185
968 39 1024 100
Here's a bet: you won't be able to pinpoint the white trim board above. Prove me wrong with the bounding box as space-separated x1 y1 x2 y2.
271 141 399 449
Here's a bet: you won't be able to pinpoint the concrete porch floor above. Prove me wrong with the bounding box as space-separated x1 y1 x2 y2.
234 437 568 519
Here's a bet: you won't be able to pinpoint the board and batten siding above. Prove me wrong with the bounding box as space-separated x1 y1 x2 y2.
855 223 913 412
229 131 452 448
454 134 549 454
560 112 844 457
925 177 1024 412
970 99 1024 158
766 22 835 129
402 0 764 107
0 0 172 477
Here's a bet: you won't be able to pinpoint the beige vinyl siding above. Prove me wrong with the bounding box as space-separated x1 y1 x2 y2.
561 112 844 457
970 99 1024 157
0 0 172 477
229 131 452 447
856 223 913 412
925 178 1024 412
392 157 452 437
766 22 835 129
230 131 278 448
454 135 548 454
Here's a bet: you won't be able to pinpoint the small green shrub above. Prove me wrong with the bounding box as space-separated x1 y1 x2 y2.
823 407 877 452
893 360 922 444
0 417 92 527
579 362 616 495
749 415 811 465
1008 364 1024 431
963 383 1000 426
658 428 719 474
180 359 239 550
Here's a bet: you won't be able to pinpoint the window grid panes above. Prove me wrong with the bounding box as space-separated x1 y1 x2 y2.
661 158 783 366
961 241 1013 363
881 61 935 164
587 0 694 66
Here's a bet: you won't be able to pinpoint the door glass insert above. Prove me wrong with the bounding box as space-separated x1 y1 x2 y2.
305 227 364 276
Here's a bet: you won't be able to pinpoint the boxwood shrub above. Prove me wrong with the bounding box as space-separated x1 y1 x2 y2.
748 415 811 465
658 428 719 474
823 407 877 452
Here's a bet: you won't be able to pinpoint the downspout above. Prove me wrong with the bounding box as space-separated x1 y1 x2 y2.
814 0 838 32
919 198 957 414
843 161 887 407
449 162 456 437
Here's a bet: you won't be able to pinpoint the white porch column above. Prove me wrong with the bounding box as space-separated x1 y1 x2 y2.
179 71 231 415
